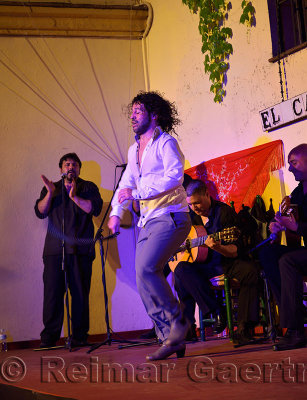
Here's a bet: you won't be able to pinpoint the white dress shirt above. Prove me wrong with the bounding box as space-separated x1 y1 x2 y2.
110 127 189 227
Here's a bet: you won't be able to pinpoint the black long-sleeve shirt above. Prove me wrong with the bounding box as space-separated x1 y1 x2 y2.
191 198 242 267
290 182 307 245
35 178 103 259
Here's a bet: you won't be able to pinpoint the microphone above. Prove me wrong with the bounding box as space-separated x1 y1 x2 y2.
61 171 74 178
269 233 277 241
116 164 127 169
249 233 278 253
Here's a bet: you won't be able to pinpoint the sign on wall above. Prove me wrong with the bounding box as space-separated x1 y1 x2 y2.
259 92 307 131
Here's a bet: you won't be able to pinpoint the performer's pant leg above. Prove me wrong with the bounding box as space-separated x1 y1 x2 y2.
279 248 307 331
225 259 259 326
41 255 65 343
174 267 197 324
135 212 191 342
174 261 223 321
67 255 92 341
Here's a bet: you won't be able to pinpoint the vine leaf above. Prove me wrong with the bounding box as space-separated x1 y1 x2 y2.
182 0 255 103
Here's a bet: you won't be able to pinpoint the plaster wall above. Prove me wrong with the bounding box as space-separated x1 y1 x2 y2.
1 0 306 342
146 0 306 198
0 36 151 342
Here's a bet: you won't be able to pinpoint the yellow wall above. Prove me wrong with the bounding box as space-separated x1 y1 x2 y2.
1 0 306 342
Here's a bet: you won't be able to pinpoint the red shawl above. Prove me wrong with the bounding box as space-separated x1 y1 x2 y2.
185 140 284 212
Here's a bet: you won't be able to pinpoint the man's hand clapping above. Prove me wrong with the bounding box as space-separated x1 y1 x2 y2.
41 175 55 195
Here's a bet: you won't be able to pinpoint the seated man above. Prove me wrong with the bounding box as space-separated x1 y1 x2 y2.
174 179 259 345
258 143 307 351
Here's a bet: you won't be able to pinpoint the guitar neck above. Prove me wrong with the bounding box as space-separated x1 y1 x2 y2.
178 235 207 253
190 234 208 249
177 228 237 254
189 230 229 249
169 226 239 269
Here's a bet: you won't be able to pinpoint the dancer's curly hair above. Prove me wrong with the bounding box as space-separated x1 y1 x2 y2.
128 91 181 134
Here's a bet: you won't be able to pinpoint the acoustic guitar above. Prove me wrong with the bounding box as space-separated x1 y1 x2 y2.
168 225 240 271
280 195 298 219
279 196 301 247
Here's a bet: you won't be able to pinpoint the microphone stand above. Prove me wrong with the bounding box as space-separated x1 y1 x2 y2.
88 166 153 353
249 233 278 343
61 175 72 351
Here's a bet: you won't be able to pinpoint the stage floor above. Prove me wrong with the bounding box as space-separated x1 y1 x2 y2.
0 337 306 399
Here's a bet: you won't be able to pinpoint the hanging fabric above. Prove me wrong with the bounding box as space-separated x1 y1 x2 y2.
185 140 284 213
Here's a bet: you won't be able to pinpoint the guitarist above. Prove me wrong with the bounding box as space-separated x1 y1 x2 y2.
258 143 307 351
174 179 259 346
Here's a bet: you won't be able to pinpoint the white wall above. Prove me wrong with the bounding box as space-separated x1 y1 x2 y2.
1 0 306 342
146 0 306 196
0 36 150 342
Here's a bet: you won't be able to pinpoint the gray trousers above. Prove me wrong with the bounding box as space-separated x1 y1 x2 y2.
135 212 191 341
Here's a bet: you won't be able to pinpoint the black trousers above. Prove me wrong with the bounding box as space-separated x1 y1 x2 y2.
41 254 92 343
174 259 259 327
258 243 284 307
279 247 307 330
258 244 307 330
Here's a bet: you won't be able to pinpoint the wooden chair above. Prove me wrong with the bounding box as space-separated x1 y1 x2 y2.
198 271 278 342
198 274 240 341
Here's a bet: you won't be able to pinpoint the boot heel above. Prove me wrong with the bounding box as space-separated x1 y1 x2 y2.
146 343 186 361
176 348 186 358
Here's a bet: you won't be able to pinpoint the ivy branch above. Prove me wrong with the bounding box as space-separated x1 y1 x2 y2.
240 0 256 26
182 0 255 103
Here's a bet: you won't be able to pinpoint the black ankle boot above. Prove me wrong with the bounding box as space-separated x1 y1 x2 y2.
185 324 198 341
139 327 157 339
232 328 253 346
273 329 306 351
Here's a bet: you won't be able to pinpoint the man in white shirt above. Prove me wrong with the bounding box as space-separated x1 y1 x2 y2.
108 91 191 360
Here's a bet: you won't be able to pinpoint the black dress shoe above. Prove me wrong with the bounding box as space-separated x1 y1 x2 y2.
39 341 57 348
146 343 186 361
232 329 253 346
139 327 157 339
212 311 227 334
273 329 306 351
71 339 90 347
185 324 198 341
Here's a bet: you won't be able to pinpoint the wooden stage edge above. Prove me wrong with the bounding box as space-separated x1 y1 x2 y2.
0 335 307 400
